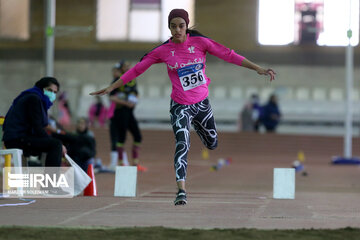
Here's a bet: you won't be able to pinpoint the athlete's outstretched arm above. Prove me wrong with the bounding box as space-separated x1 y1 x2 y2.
90 51 161 96
241 58 276 82
90 79 123 96
204 38 276 82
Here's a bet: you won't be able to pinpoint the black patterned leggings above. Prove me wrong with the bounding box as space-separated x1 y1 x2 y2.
170 98 218 182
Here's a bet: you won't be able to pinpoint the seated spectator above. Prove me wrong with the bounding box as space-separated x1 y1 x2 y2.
261 94 281 133
2 77 66 166
52 117 96 171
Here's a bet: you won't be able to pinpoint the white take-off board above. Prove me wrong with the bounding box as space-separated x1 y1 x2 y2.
273 168 295 199
114 166 137 197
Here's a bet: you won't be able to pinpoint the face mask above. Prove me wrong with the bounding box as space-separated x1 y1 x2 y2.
44 90 56 103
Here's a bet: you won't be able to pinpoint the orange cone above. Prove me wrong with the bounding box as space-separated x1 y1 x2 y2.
84 164 97 196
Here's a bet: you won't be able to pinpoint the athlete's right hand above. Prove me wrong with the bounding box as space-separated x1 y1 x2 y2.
90 86 113 96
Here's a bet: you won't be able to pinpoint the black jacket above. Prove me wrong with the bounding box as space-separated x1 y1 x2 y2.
2 93 49 142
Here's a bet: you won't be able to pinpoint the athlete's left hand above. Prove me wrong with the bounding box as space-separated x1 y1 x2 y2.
257 68 276 82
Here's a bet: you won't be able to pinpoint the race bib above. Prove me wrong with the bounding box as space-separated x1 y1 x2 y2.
177 63 206 91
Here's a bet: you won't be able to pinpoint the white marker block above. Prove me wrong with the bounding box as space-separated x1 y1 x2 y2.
114 166 137 197
273 168 295 199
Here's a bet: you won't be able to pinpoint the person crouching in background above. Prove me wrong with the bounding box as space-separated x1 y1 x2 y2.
51 117 96 172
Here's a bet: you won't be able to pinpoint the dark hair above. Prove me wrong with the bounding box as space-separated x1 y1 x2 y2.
35 77 60 90
186 28 205 37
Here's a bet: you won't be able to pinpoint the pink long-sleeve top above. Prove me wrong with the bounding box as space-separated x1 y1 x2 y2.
121 33 245 105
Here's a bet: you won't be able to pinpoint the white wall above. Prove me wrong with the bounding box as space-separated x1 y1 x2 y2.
1 60 359 125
